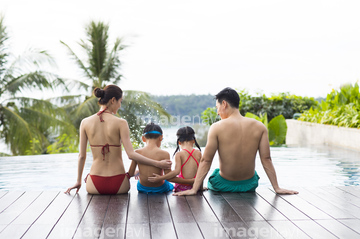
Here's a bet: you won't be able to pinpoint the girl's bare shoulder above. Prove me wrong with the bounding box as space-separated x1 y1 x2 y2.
193 149 202 159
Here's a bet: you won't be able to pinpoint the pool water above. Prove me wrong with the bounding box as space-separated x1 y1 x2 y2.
0 145 359 192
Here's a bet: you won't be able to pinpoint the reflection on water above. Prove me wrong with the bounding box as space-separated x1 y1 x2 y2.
0 145 359 191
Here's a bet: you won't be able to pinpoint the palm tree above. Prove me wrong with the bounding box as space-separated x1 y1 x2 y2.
61 21 169 146
0 15 76 155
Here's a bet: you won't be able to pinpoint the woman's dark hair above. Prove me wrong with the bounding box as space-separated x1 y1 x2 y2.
215 87 240 108
173 126 201 157
143 122 163 139
94 85 123 105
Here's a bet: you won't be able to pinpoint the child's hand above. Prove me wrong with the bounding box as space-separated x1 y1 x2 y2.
148 173 162 182
134 170 140 180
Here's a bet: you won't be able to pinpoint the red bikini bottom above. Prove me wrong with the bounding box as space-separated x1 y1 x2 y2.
85 173 130 194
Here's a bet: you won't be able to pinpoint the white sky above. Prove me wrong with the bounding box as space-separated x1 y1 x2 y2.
2 0 360 97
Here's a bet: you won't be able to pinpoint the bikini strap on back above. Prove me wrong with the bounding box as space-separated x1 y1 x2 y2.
97 107 107 122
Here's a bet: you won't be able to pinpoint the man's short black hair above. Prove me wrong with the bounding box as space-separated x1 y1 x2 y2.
215 87 240 108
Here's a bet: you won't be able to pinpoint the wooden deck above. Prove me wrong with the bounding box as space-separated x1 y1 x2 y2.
0 186 360 239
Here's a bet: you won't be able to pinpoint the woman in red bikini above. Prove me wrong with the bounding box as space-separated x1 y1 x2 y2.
148 126 202 192
65 85 171 195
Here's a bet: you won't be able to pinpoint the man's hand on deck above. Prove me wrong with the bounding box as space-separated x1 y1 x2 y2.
173 188 197 196
275 188 299 195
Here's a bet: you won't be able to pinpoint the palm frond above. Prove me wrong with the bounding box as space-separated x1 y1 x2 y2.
1 105 33 155
86 21 109 84
5 71 54 94
0 15 9 78
47 94 85 106
100 37 125 84
60 40 94 81
71 96 99 128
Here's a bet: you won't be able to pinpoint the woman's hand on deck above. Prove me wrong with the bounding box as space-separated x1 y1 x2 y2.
158 159 172 169
148 173 162 183
65 182 81 194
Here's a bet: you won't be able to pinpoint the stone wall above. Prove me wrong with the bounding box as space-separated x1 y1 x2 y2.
286 119 360 151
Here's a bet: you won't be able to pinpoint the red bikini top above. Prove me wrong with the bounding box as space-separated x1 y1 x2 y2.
90 108 121 160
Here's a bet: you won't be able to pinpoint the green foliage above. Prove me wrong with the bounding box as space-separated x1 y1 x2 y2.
239 91 318 121
201 107 219 125
201 90 317 128
299 83 360 128
268 115 287 146
245 113 286 146
152 94 215 118
0 15 73 155
47 134 78 154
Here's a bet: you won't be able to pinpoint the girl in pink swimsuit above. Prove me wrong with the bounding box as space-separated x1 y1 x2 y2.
148 126 202 192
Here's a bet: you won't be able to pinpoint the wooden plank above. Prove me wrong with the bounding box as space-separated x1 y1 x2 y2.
324 186 360 206
73 195 111 239
298 188 355 219
166 193 203 239
203 191 255 239
310 187 360 219
0 191 25 213
291 220 337 239
0 191 58 238
47 193 93 239
278 194 332 220
221 193 264 222
255 188 309 220
22 192 76 239
186 195 230 239
245 221 284 239
197 222 230 239
148 193 177 239
203 190 246 223
126 223 150 239
337 186 360 198
99 194 129 239
126 189 150 239
339 219 360 234
316 219 360 238
267 221 311 239
0 191 8 199
126 190 149 224
237 192 287 221
0 191 41 227
220 192 284 239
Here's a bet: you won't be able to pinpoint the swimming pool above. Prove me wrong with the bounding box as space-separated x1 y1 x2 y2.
0 145 359 191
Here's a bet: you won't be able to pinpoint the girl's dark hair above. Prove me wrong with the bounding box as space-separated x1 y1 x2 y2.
173 126 201 157
143 122 163 139
94 85 123 105
215 87 240 108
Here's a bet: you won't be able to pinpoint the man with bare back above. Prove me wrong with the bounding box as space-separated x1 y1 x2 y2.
174 87 298 196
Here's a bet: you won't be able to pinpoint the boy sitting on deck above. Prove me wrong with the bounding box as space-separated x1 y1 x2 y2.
128 123 174 194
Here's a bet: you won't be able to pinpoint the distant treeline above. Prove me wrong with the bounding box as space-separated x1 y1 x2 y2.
151 94 215 117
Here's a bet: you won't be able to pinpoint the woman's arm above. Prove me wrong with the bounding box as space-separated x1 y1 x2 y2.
168 177 194 184
128 160 137 177
148 154 182 182
119 120 171 169
65 120 87 194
